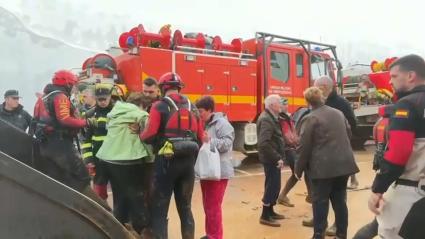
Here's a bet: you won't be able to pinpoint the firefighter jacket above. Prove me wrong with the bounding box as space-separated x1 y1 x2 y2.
33 84 86 137
140 93 204 153
372 105 394 171
372 85 425 193
81 104 113 163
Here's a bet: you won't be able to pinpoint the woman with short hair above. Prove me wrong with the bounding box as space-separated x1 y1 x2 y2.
195 96 235 239
295 87 359 239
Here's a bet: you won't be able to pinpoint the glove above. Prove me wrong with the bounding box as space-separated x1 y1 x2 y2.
86 117 98 128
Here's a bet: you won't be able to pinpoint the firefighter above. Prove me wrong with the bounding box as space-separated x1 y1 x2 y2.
78 86 96 116
367 54 425 238
33 70 109 210
140 72 206 239
353 105 393 239
143 77 161 112
81 83 114 200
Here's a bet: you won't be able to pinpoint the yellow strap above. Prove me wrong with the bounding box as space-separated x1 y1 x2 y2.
97 117 108 123
81 143 92 149
91 136 106 141
82 152 93 159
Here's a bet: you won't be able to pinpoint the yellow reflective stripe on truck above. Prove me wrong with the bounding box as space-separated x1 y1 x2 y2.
187 94 306 106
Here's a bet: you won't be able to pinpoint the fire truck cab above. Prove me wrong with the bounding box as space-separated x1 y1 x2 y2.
79 25 341 154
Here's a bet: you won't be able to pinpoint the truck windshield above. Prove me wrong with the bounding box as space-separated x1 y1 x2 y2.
311 54 329 80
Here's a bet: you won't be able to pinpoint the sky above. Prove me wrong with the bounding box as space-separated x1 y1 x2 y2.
1 0 424 64
0 0 424 110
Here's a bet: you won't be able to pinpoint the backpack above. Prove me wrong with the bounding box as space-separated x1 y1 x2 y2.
158 96 200 158
31 90 63 137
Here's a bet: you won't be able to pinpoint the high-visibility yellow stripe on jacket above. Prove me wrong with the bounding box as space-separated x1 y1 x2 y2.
81 105 112 161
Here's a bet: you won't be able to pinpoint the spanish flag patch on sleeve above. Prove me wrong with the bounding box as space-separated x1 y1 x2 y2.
395 109 409 118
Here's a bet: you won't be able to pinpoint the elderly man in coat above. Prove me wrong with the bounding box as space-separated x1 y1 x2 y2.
257 94 286 227
295 87 359 239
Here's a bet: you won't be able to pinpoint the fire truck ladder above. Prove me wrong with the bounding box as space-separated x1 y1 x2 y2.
255 32 342 96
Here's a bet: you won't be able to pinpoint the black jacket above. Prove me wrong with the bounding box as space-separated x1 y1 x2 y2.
257 109 285 164
0 103 32 132
81 104 113 163
325 90 357 132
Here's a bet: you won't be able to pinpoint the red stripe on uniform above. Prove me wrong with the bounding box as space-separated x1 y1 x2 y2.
384 130 415 166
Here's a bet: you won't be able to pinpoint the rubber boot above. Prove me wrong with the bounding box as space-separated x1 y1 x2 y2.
259 206 280 227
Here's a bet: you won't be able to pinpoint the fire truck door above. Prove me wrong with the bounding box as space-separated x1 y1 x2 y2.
202 64 230 113
291 51 309 111
267 48 294 109
229 65 257 121
174 53 203 102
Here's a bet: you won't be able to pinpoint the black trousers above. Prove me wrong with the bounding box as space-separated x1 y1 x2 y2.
151 155 195 239
104 162 148 234
311 175 349 238
93 158 109 185
37 135 90 191
262 163 281 205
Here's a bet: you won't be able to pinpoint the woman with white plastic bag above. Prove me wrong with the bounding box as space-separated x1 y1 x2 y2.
195 96 235 239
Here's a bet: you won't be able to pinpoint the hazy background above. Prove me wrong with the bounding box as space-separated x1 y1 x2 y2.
1 0 423 111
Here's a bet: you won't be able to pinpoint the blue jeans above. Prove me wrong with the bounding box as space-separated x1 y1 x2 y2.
262 163 281 205
311 176 349 238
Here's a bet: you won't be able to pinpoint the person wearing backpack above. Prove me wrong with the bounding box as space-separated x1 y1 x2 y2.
195 96 235 239
31 70 109 210
140 72 207 239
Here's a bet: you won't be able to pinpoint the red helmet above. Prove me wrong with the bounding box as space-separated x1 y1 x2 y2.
52 70 78 86
158 72 184 93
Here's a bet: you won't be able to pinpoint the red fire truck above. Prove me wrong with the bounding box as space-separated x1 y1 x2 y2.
79 24 341 153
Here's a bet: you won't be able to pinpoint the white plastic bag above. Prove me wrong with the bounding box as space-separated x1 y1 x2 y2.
194 143 221 180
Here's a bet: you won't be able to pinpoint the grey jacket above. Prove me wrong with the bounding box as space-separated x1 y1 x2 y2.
257 109 285 165
206 112 235 179
295 105 359 179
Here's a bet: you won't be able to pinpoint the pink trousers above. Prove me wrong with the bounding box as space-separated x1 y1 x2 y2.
200 179 228 239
